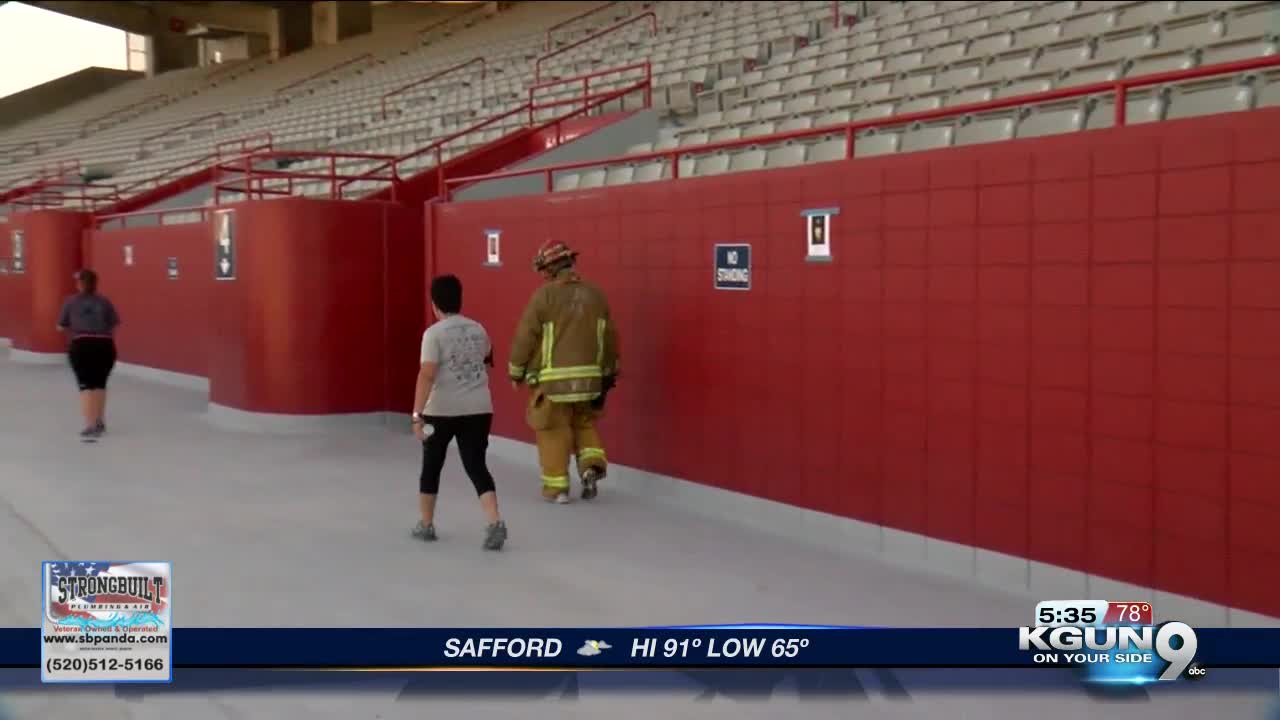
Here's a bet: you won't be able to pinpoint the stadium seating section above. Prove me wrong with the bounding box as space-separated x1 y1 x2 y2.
1 0 1276 214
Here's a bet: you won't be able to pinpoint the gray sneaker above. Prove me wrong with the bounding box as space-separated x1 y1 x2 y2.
483 521 508 551
410 521 437 542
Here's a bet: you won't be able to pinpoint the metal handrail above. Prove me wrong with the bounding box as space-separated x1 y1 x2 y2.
0 160 84 203
441 79 653 199
138 112 226 154
545 2 620 51
526 61 652 109
210 149 399 203
335 103 532 198
92 205 211 229
380 57 486 120
112 132 273 201
8 181 122 208
339 71 651 197
535 12 657 82
215 131 273 157
445 54 1280 192
80 93 167 135
274 53 375 97
417 3 486 38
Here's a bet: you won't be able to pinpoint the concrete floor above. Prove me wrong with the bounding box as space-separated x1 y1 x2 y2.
0 352 1273 719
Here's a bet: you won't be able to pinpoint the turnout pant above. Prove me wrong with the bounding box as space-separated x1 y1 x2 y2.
529 398 607 498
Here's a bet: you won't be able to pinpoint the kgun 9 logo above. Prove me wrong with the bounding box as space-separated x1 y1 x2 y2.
1019 622 1202 681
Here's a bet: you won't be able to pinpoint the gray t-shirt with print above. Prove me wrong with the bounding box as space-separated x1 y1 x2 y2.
420 314 493 417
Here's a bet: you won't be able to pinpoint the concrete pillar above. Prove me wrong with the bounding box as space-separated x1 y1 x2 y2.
146 28 200 76
246 33 271 59
312 1 372 46
272 3 315 58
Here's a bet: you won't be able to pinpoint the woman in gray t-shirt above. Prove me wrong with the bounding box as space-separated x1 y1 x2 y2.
56 269 120 442
408 275 507 550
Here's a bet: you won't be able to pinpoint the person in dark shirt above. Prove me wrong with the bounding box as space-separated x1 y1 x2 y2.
56 270 120 442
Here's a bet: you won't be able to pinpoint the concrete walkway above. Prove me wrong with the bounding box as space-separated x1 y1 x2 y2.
0 353 1272 720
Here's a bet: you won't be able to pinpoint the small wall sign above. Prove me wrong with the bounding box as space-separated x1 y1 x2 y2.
802 207 839 262
11 229 24 274
167 257 179 280
484 229 501 267
214 209 236 281
124 245 134 267
714 243 751 291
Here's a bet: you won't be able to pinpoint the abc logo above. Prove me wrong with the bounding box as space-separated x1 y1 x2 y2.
1184 662 1208 681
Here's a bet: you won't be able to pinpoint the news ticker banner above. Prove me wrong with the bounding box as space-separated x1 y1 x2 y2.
19 626 1280 677
29 561 1280 685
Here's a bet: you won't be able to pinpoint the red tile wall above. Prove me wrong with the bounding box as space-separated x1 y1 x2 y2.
431 109 1280 618
89 221 213 377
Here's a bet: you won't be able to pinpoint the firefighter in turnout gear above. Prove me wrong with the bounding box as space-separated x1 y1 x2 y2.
509 240 619 504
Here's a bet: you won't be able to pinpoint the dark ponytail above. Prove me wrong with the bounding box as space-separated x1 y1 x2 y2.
77 269 98 294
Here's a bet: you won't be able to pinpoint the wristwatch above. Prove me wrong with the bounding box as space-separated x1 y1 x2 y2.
410 412 425 425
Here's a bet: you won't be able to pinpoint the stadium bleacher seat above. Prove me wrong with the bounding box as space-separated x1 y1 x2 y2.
1 0 1278 207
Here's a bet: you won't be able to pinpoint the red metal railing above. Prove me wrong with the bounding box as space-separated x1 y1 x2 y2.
7 181 122 209
210 149 400 203
274 53 375 97
526 61 652 114
545 2 620 51
436 80 652 200
339 103 530 199
535 12 657 82
80 93 168 136
113 132 273 200
0 160 86 204
445 54 1280 193
380 57 486 121
339 70 652 198
138 112 226 155
215 131 273 157
93 206 212 230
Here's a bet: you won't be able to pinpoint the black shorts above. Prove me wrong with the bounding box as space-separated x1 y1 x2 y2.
68 337 117 391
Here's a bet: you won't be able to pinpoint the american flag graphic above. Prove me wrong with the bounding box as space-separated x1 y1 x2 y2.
45 562 169 624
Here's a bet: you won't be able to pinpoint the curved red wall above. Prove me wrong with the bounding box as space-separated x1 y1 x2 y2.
430 109 1280 618
0 222 20 342
208 198 423 415
3 210 87 354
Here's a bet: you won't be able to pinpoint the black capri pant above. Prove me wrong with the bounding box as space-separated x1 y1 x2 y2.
68 337 117 391
419 413 497 496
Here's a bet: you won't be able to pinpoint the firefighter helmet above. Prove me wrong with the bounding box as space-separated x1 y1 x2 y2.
532 240 578 274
